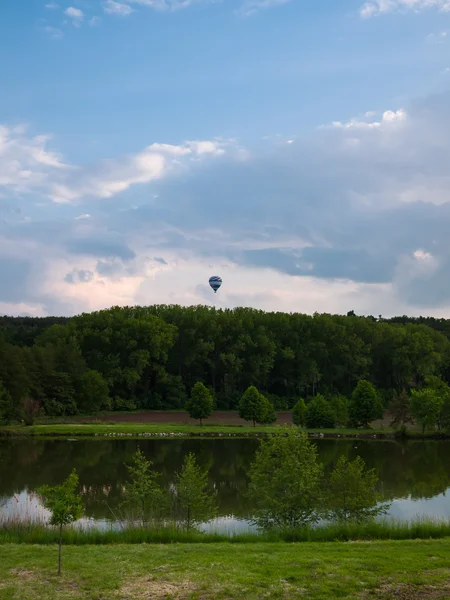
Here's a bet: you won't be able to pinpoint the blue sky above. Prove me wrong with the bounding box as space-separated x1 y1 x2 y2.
1 0 450 317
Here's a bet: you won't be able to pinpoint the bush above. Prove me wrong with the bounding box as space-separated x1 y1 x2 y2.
305 395 335 428
113 396 137 411
328 395 349 428
260 397 277 424
292 399 306 427
20 397 41 426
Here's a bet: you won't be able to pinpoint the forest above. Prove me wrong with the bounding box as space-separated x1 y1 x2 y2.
1 306 450 423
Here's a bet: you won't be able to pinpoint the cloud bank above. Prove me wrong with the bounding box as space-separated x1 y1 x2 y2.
360 0 450 18
2 91 450 317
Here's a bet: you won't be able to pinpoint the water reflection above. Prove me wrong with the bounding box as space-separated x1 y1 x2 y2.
1 438 450 530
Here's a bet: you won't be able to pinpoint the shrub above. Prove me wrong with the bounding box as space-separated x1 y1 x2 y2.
305 395 335 428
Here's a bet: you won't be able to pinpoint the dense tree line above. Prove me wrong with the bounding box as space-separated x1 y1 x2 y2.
2 305 450 422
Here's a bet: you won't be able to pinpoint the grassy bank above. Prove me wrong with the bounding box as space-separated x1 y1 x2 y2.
1 422 446 439
2 539 450 599
0 422 398 439
2 519 450 545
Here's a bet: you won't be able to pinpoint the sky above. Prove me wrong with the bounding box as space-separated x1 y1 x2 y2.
1 0 450 318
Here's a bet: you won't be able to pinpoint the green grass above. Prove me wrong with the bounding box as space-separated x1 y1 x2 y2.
0 422 396 438
2 519 450 545
2 539 450 599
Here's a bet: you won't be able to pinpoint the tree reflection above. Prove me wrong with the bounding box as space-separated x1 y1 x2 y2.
1 438 449 522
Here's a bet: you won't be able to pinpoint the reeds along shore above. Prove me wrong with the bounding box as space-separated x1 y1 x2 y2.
1 519 450 545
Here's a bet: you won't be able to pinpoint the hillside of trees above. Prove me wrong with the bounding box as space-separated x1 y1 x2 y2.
2 306 450 422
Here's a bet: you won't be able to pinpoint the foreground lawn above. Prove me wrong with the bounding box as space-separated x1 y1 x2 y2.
0 422 394 438
1 540 450 599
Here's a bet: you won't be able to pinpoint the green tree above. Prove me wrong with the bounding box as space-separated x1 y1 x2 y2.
247 430 323 530
77 369 111 414
349 380 383 428
390 389 413 431
409 388 443 435
328 395 349 428
423 376 450 431
305 394 336 429
0 381 15 425
172 453 217 530
238 385 267 427
37 469 83 575
327 456 390 522
121 448 164 525
292 398 306 427
259 396 277 424
185 382 214 426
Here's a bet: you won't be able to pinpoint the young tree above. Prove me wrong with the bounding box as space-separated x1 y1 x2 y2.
238 385 266 427
390 389 413 431
37 469 83 575
247 430 323 530
0 381 15 425
185 382 214 426
409 389 443 435
292 398 306 427
259 396 277 425
349 380 383 428
172 453 217 530
20 397 41 426
305 394 336 429
327 456 390 522
328 395 350 428
122 448 164 525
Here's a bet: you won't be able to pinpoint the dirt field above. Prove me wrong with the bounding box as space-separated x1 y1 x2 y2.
84 411 294 426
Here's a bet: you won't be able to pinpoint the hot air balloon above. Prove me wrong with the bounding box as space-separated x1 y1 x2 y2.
209 275 222 293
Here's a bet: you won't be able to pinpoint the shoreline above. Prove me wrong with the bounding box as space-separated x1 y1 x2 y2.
1 423 448 440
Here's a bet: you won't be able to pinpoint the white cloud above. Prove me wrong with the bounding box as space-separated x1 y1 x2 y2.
330 108 407 129
103 0 135 15
42 25 64 39
0 125 69 194
64 6 84 26
65 6 84 18
426 31 448 43
0 127 227 204
360 0 450 18
45 2 60 8
237 0 291 17
49 139 226 203
102 0 285 16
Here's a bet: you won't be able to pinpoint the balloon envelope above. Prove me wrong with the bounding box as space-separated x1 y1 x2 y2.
209 276 222 293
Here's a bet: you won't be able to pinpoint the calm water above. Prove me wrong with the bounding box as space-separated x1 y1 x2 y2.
1 438 450 530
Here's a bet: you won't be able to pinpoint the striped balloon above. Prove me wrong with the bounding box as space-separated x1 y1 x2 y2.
209 276 222 293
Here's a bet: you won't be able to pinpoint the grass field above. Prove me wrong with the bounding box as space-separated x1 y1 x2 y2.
2 540 450 599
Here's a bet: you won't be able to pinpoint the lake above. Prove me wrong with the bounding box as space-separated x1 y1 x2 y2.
1 438 450 531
